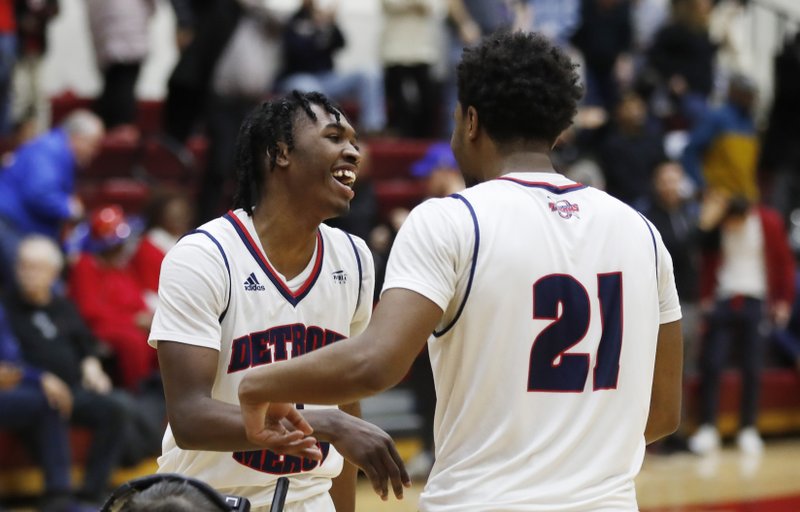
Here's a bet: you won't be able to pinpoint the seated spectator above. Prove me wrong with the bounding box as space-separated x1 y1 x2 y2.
0 302 83 512
101 474 253 512
0 110 104 287
68 205 157 391
411 141 465 198
278 0 386 135
131 190 194 308
6 235 133 506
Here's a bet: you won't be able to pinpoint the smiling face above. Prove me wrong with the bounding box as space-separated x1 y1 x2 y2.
281 103 361 221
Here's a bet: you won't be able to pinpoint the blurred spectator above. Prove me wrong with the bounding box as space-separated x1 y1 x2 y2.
12 0 59 134
411 140 465 198
131 190 194 306
163 0 242 143
86 0 155 137
631 0 669 54
381 0 439 137
599 91 665 207
68 205 157 391
0 0 14 136
760 32 800 220
198 1 282 223
6 235 131 505
520 0 580 48
0 110 104 287
709 0 754 99
770 269 800 373
681 73 758 198
641 161 700 365
278 0 386 135
689 193 795 455
0 301 83 512
647 0 716 124
442 0 515 136
571 0 633 110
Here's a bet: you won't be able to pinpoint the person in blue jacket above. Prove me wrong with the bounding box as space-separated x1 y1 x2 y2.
0 109 104 286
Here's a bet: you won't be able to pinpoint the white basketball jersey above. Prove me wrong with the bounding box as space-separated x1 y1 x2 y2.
383 172 681 512
149 209 374 509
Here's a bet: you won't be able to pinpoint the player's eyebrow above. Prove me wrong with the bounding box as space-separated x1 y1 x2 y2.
323 122 360 147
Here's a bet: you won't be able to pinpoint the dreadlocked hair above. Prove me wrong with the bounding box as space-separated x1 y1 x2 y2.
233 90 343 215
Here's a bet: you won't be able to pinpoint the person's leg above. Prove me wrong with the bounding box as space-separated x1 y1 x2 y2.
739 298 765 429
410 63 436 137
0 34 17 136
0 384 72 501
70 389 129 503
698 300 734 426
317 71 386 134
97 62 142 129
383 65 406 135
278 74 325 95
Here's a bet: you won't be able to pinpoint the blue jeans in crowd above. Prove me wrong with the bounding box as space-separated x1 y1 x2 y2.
279 70 386 133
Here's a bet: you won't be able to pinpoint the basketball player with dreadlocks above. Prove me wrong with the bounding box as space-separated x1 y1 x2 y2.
148 91 410 512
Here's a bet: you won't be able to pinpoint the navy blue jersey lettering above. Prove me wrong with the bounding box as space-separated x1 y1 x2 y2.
226 324 345 374
528 273 623 393
232 442 331 475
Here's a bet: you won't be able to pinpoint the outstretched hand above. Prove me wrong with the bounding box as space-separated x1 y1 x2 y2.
240 400 322 460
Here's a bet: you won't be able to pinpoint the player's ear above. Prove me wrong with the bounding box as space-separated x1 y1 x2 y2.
466 106 479 141
274 142 291 168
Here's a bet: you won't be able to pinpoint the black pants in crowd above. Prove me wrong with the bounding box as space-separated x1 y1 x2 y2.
96 62 142 129
384 64 436 138
698 296 765 429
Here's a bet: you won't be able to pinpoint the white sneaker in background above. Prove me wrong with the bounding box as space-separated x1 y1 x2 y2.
736 427 764 455
688 424 721 455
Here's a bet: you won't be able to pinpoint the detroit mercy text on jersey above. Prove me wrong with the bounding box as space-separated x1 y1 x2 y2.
148 209 374 508
383 172 681 512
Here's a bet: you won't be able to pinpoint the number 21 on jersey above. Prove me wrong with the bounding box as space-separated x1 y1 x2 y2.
528 273 622 393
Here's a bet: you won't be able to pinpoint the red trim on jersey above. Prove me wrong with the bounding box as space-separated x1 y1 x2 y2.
226 211 324 300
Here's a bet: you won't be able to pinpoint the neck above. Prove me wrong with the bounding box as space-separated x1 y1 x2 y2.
251 201 320 280
494 150 554 178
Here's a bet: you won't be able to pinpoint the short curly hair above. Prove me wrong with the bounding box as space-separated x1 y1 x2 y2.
457 31 583 145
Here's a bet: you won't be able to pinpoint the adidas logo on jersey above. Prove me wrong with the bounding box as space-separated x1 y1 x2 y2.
243 272 266 291
332 270 347 284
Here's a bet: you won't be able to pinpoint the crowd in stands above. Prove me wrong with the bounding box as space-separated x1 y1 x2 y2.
0 0 799 509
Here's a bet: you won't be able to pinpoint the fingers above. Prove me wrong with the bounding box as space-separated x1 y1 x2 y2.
386 440 412 495
285 407 314 436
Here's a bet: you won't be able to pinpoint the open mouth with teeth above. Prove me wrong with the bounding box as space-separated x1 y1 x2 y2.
332 168 357 188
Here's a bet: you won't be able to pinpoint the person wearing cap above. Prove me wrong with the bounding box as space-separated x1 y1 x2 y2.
0 109 104 287
681 73 759 199
68 205 157 392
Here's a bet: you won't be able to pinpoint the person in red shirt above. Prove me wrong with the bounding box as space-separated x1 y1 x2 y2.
68 205 157 391
130 191 194 308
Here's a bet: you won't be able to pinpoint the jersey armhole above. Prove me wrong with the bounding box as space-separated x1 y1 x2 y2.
636 211 658 279
433 194 480 338
344 232 364 310
186 229 232 323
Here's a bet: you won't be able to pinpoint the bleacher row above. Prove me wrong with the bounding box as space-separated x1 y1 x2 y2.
49 94 433 221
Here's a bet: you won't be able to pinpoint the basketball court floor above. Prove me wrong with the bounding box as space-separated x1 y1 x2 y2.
354 438 800 511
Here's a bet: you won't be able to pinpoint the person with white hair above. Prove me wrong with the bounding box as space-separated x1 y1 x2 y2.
0 109 105 287
5 235 143 506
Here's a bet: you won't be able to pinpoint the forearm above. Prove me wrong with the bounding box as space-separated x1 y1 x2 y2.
240 337 396 407
328 403 359 512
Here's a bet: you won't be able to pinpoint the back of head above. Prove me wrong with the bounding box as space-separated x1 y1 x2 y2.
232 90 345 215
118 481 222 512
456 31 583 147
61 109 104 139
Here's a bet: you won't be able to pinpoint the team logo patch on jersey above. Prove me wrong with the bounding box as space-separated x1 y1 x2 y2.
332 270 348 284
243 272 266 291
548 199 580 219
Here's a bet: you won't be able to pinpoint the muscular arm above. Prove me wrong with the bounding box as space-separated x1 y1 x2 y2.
239 288 442 407
645 320 683 444
328 402 360 512
158 340 319 455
